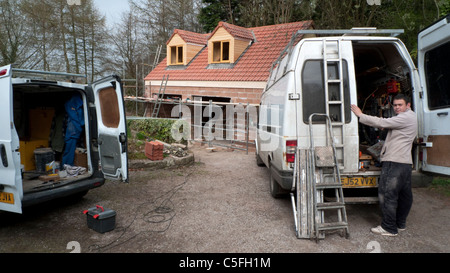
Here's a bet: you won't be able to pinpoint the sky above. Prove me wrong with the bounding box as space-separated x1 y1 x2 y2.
94 0 131 26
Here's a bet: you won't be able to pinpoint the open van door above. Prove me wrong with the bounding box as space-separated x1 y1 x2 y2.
418 14 450 176
0 65 23 213
91 76 129 182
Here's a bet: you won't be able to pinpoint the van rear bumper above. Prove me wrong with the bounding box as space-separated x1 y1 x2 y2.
22 177 105 207
270 165 293 190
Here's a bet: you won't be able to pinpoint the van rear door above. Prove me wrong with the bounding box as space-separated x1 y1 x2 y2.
297 39 359 173
418 15 450 176
90 76 129 182
0 65 23 213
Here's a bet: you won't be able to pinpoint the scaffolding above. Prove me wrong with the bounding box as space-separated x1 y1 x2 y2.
124 96 258 154
122 45 165 116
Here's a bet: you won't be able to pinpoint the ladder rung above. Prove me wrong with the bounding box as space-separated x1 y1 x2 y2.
331 122 345 126
317 221 348 231
316 183 343 189
327 79 342 83
325 58 340 62
328 100 343 104
341 196 378 204
316 202 345 210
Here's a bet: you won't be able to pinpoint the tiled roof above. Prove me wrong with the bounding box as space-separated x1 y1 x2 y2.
212 21 254 41
167 29 209 45
146 20 313 82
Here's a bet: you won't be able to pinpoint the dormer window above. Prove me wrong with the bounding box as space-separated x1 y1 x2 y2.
170 45 184 65
212 41 230 63
166 29 208 67
207 22 254 66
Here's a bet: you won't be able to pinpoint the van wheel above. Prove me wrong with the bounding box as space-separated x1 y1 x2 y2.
255 153 265 167
269 167 285 198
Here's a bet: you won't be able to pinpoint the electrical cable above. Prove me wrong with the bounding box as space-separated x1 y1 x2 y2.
88 167 196 252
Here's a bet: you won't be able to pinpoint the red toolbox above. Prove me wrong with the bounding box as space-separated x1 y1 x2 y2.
83 205 116 233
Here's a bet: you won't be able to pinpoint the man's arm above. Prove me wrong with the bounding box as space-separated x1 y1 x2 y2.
350 104 408 130
351 104 363 117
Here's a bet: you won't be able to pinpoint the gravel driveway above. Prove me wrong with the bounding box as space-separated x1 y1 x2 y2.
0 143 449 254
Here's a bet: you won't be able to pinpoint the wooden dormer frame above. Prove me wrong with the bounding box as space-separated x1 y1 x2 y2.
166 31 206 66
207 25 252 65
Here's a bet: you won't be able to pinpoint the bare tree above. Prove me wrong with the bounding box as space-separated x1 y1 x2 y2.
110 10 140 82
19 0 61 70
0 0 30 66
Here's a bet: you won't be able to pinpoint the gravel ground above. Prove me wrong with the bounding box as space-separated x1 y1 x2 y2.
0 143 449 254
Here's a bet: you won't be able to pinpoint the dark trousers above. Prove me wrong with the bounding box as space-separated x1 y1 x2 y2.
378 161 413 234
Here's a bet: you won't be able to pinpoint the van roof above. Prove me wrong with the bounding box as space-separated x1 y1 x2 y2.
11 68 87 84
297 28 404 37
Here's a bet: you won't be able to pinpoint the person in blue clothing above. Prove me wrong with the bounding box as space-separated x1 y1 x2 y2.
61 94 85 166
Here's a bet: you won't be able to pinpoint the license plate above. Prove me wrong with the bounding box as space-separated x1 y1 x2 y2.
341 177 377 187
0 192 14 205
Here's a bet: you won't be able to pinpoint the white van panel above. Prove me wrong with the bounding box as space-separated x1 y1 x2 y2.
418 15 450 175
0 65 23 213
92 76 129 182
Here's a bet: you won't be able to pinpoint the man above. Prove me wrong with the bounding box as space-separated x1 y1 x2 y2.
351 94 417 236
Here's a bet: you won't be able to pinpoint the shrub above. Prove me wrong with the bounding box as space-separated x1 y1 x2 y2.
127 118 188 145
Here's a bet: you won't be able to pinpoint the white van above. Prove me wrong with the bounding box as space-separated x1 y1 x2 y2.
256 15 450 202
0 65 128 214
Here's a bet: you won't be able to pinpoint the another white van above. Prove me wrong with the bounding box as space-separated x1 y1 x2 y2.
0 65 128 214
256 15 450 202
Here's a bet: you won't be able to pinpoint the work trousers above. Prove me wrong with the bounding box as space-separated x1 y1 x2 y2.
61 121 82 167
378 161 413 234
62 138 77 167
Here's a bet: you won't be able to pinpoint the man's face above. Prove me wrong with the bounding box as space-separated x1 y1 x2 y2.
393 99 410 115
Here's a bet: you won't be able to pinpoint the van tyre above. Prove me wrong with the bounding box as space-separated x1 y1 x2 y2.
255 153 265 167
269 165 286 198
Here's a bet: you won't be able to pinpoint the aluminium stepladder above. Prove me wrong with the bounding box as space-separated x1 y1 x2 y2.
290 114 349 241
309 113 349 242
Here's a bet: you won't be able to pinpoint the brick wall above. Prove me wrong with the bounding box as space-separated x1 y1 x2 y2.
145 84 263 105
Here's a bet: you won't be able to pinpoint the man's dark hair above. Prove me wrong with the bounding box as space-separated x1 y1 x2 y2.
393 93 411 105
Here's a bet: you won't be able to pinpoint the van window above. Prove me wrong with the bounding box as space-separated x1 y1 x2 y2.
99 87 120 128
424 40 450 110
302 60 351 123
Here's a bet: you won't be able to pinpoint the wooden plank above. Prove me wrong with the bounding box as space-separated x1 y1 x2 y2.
426 135 450 167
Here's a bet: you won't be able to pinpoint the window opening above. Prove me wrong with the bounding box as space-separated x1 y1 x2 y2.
424 40 450 110
212 41 231 63
170 46 184 65
302 60 350 124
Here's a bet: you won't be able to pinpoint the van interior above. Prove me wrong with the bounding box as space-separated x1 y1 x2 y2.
352 41 414 167
13 84 90 194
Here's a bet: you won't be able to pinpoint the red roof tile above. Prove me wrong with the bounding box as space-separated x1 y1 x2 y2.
213 21 254 41
168 29 209 45
146 20 313 83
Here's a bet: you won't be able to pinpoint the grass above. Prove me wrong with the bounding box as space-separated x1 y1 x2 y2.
430 176 450 197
